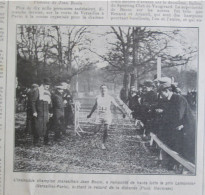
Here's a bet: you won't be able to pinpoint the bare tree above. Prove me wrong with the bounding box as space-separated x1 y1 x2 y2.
132 27 196 85
17 26 38 77
48 26 96 80
17 25 97 85
92 26 197 100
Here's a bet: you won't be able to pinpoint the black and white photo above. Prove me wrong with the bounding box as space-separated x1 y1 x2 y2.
15 25 198 175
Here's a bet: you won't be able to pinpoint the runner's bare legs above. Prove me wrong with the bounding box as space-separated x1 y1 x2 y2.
102 124 109 149
93 124 102 134
87 85 126 150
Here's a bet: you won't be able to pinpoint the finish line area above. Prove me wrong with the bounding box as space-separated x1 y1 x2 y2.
74 96 135 137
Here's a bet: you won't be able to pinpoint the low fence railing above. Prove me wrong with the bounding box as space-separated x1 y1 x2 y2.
150 132 195 174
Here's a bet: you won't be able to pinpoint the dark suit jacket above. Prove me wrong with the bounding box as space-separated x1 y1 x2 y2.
159 93 196 163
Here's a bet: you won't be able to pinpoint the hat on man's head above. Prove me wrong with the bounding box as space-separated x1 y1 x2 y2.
60 82 69 89
43 78 51 85
55 85 65 90
154 77 172 84
143 80 154 88
31 83 39 88
158 82 172 92
153 74 167 80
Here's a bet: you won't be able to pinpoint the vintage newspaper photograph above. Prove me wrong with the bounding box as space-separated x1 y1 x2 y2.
14 24 198 175
1 1 205 195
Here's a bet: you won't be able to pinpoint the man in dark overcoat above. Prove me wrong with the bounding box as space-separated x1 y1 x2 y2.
128 86 141 119
61 82 74 127
51 84 65 141
158 82 196 166
25 83 39 134
31 78 52 145
140 80 158 137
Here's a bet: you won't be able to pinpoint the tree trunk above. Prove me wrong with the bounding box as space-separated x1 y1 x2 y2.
130 67 140 88
123 71 130 101
132 27 140 89
87 78 91 92
130 73 135 87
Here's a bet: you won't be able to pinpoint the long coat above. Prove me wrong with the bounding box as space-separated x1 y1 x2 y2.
52 91 65 128
128 94 141 119
63 89 74 126
158 93 196 163
141 90 158 120
26 88 37 134
140 90 158 134
31 88 51 137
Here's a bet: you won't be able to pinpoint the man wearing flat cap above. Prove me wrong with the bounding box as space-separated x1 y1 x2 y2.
31 78 52 145
158 82 196 169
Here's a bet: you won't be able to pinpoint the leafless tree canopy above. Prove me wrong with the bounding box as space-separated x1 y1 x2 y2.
17 25 97 85
17 25 197 93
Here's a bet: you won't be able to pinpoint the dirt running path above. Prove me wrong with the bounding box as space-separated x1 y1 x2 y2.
14 97 173 174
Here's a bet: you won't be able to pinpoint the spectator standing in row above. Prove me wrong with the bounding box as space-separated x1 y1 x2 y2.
52 84 65 141
140 80 158 138
62 82 74 127
128 86 142 121
25 83 39 134
128 86 138 112
158 82 196 170
31 78 52 145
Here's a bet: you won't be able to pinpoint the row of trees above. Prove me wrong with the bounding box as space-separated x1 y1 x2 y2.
17 25 197 98
92 27 197 98
17 25 97 86
76 67 197 95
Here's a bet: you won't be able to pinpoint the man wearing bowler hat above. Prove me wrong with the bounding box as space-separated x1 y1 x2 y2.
31 78 53 145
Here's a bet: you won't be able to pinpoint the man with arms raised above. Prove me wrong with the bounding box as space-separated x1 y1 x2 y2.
87 85 126 150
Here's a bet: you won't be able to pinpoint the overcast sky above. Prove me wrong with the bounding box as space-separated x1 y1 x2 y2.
17 25 198 71
85 26 198 70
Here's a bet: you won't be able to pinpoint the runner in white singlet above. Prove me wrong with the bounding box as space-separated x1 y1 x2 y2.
87 85 126 150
